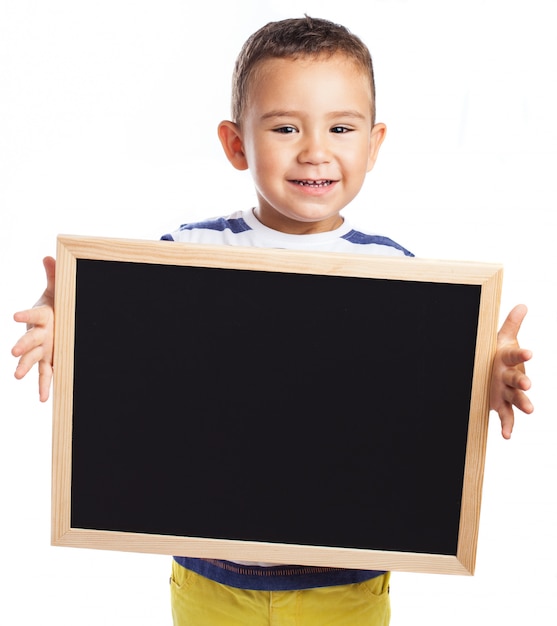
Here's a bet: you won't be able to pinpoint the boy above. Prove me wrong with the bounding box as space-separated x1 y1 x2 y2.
12 16 533 626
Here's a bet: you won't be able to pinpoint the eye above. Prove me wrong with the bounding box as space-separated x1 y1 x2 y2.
273 126 298 134
330 126 352 134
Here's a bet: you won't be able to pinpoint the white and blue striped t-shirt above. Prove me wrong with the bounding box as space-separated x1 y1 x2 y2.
161 208 414 258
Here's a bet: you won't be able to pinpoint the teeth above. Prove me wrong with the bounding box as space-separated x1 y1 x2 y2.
294 180 332 187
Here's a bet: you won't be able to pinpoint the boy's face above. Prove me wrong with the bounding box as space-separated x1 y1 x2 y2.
219 54 385 234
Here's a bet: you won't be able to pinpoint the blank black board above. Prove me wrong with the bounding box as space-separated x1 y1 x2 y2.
51 236 502 575
72 260 479 553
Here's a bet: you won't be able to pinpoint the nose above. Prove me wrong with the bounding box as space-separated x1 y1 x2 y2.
297 130 331 165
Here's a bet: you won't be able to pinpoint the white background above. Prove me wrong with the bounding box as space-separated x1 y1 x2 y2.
1 1 555 624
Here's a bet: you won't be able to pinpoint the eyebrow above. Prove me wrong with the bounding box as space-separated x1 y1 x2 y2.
260 109 368 121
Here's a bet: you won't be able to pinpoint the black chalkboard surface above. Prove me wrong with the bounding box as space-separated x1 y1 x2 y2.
51 236 503 575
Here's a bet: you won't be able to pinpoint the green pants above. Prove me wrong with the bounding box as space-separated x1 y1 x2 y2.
170 560 391 625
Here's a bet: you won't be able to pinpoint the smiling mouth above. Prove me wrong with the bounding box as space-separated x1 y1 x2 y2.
292 179 334 188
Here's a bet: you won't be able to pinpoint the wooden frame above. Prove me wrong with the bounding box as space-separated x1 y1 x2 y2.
52 235 503 576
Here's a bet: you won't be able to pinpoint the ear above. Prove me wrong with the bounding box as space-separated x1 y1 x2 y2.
367 123 387 172
218 120 249 171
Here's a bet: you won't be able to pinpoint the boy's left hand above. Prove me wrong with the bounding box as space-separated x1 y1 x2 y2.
490 304 533 439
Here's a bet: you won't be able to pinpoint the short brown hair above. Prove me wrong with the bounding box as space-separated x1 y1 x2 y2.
231 16 376 126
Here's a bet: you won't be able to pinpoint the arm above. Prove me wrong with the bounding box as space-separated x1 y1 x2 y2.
12 256 56 402
490 304 534 439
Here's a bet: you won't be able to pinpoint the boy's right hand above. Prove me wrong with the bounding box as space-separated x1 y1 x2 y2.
12 256 56 402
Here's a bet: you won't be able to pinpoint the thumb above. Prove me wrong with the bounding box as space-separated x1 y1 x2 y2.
498 304 528 345
43 256 56 298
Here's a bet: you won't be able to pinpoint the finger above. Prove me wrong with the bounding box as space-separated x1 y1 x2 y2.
497 402 515 439
501 367 532 391
13 308 34 325
11 325 49 358
38 361 54 402
14 345 45 380
499 346 533 368
13 305 53 329
507 388 534 415
496 381 534 416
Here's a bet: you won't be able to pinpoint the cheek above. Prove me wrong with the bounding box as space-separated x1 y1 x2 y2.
251 147 285 182
359 141 376 174
345 146 372 179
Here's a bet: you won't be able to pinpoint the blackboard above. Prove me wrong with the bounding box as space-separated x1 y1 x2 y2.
51 235 503 575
